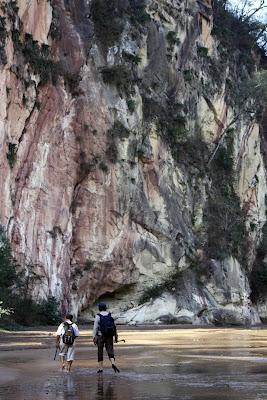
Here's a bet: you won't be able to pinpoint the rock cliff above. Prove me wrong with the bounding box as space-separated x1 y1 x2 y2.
0 0 266 325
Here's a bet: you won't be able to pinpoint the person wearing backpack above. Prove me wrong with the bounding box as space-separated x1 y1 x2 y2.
56 313 79 372
93 302 120 373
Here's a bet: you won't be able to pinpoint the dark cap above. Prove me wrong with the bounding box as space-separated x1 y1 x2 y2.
98 302 107 311
65 313 73 321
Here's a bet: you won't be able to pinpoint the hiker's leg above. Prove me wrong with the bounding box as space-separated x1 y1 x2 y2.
66 360 73 372
59 342 67 370
105 337 115 363
97 336 104 371
106 338 120 372
60 355 66 370
66 345 75 372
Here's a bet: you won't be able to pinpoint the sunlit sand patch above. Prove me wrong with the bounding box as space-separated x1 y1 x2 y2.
182 354 267 362
0 342 43 347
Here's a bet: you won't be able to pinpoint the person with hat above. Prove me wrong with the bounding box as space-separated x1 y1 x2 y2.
92 302 120 373
56 313 79 372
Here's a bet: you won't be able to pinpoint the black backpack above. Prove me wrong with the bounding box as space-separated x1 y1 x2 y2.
98 313 116 338
62 322 76 345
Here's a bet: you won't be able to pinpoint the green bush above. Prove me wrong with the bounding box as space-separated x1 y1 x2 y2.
250 223 267 303
207 57 226 89
6 143 17 168
127 99 136 113
101 65 133 95
79 151 94 179
166 31 180 47
10 29 79 93
91 0 125 48
250 262 267 304
129 1 150 25
0 16 7 64
142 97 164 120
105 121 131 164
49 2 61 40
142 96 192 164
0 227 17 301
139 284 165 304
204 190 247 261
91 0 150 49
106 142 118 164
204 129 247 262
11 28 21 50
108 121 130 139
3 1 19 25
122 52 142 65
99 161 108 173
159 103 188 150
171 135 209 168
0 228 60 327
10 296 60 326
22 34 59 84
84 258 95 271
197 45 208 58
183 69 194 83
139 269 183 304
64 72 82 96
212 0 265 73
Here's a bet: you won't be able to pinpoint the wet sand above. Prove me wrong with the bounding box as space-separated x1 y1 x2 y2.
1 326 267 399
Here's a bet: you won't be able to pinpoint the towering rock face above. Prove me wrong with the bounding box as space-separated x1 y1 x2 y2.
0 0 266 325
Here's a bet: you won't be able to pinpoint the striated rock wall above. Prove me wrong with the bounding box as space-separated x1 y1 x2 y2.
0 0 266 325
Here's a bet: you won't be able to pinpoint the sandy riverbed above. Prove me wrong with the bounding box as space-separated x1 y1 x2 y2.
1 326 267 399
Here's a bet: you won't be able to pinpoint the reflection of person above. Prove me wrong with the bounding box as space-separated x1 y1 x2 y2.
66 374 75 396
97 375 116 400
97 374 104 399
93 302 120 373
56 313 79 372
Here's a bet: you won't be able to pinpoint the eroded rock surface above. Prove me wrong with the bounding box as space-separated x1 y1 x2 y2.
0 0 266 325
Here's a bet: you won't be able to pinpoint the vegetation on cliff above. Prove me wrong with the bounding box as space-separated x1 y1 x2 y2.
0 228 60 327
136 0 267 306
250 222 267 303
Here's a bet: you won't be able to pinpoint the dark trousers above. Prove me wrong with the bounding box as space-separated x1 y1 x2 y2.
97 335 114 362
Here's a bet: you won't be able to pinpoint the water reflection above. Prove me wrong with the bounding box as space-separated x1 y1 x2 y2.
2 328 267 400
45 373 120 400
96 376 116 400
97 375 104 399
50 374 76 400
66 375 75 399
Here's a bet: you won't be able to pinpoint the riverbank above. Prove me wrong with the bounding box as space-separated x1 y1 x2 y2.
1 327 267 399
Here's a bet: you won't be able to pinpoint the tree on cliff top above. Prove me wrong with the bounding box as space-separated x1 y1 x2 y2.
209 1 267 164
214 0 267 55
208 70 267 165
230 0 267 53
230 0 267 21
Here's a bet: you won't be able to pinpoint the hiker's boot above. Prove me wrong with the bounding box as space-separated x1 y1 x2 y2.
112 364 120 373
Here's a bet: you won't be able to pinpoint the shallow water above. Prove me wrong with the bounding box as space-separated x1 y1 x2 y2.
1 327 267 399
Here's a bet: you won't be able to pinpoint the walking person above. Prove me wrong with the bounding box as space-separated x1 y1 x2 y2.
93 302 120 373
56 313 79 372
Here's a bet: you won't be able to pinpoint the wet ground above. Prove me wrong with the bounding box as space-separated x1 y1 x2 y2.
1 326 267 399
